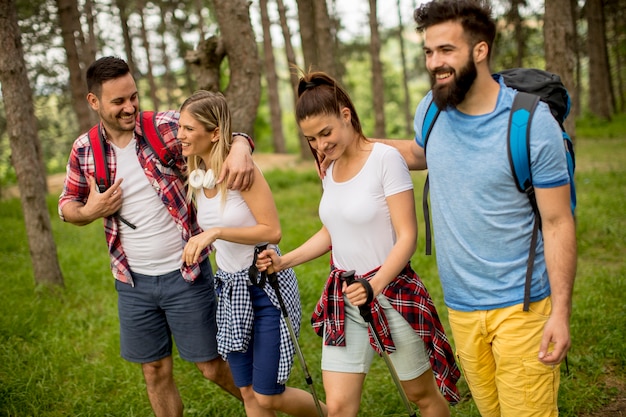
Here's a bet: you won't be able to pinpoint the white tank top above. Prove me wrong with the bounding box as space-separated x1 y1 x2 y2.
195 189 257 273
113 138 182 275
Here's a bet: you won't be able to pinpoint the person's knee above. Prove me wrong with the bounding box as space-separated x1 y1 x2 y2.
403 372 448 412
196 357 229 382
254 392 279 410
142 357 174 385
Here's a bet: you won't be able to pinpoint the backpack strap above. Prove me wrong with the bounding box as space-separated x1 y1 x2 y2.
87 123 136 229
87 123 110 193
508 91 541 312
421 99 440 256
139 111 185 182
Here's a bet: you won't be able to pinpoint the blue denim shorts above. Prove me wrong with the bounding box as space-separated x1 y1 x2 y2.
115 259 219 363
227 285 286 395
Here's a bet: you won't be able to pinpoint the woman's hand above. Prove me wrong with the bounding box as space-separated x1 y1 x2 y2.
182 229 218 265
255 248 283 273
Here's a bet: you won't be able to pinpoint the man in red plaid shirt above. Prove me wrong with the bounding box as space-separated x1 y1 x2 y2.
59 56 256 417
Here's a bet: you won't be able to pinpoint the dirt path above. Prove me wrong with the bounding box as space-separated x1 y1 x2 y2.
2 153 313 199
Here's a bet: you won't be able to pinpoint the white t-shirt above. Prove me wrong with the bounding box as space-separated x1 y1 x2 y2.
319 142 413 274
113 138 183 275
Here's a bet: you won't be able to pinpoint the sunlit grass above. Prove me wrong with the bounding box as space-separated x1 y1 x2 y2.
0 133 624 416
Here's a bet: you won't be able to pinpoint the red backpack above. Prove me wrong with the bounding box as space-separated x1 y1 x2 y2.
87 111 184 194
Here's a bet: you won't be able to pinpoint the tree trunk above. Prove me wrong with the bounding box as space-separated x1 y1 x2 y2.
397 0 413 137
369 0 386 138
571 0 582 117
212 0 261 135
586 0 614 120
115 0 139 80
83 0 98 66
185 36 225 93
56 0 97 134
544 0 577 141
136 0 160 110
296 0 318 73
260 0 287 153
157 3 175 109
509 0 525 68
276 0 311 159
313 0 337 78
0 0 64 287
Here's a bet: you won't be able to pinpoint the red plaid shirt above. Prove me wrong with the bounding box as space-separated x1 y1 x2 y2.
58 111 205 285
311 264 461 404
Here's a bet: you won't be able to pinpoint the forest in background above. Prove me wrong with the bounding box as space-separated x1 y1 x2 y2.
0 0 624 286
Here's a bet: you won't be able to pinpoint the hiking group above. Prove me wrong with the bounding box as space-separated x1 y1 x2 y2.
59 0 576 416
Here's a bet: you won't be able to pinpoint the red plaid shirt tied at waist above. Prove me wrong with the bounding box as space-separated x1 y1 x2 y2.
311 263 461 404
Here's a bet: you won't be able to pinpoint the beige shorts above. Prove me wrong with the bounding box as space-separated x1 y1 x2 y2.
321 295 431 380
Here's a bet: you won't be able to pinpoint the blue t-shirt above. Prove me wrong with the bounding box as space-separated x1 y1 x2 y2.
414 75 570 311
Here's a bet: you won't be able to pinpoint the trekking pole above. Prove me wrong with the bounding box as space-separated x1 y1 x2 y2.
252 243 325 417
342 270 416 417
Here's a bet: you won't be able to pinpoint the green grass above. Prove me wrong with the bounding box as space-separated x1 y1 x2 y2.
0 133 625 416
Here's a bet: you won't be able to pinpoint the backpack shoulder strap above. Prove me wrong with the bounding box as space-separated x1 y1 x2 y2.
421 98 440 256
508 91 541 312
87 123 110 192
422 99 441 153
508 91 540 200
139 111 184 182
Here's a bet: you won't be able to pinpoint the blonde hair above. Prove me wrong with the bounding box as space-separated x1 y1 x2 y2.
180 90 232 203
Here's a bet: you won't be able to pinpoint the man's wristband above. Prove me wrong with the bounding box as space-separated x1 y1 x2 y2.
233 132 255 153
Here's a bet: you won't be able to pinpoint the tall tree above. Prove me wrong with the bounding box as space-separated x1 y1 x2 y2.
544 0 577 140
312 0 338 77
212 0 261 134
295 0 339 79
56 0 97 133
295 0 318 73
369 0 386 138
114 0 139 79
586 0 614 120
276 0 311 159
0 0 64 287
157 1 175 109
506 0 526 68
606 0 625 112
259 0 287 153
136 0 160 110
396 0 414 137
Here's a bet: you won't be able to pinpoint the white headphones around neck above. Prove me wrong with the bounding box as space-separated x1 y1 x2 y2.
189 168 216 190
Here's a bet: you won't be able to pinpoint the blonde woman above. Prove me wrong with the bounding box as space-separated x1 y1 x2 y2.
179 90 326 417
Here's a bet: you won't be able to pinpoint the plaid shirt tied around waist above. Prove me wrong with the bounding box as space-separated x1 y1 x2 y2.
215 263 301 385
311 263 461 404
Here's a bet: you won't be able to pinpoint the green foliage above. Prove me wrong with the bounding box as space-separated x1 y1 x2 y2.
576 113 626 139
1 128 625 416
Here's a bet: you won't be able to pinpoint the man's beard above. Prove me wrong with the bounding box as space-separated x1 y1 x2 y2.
430 56 477 110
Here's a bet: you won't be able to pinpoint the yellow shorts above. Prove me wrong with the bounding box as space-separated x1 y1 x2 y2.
448 297 560 417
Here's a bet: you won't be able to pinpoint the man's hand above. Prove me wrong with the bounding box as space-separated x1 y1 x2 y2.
62 176 124 226
82 176 123 220
218 135 254 190
538 313 571 366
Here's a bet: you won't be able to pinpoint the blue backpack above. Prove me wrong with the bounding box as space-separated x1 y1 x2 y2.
421 68 576 311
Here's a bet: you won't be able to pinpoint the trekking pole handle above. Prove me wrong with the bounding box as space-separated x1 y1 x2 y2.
341 270 374 321
249 242 270 287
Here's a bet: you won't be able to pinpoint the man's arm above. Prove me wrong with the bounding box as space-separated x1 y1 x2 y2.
319 138 427 176
61 176 123 226
374 138 427 171
534 184 577 365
